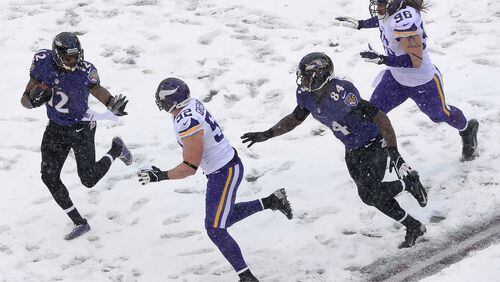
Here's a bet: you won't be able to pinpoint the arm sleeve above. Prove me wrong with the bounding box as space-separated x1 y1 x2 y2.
359 16 379 29
292 105 310 122
348 99 379 122
29 51 46 82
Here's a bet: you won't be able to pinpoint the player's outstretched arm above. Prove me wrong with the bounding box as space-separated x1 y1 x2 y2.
241 106 309 148
137 130 203 186
335 16 379 29
90 85 129 116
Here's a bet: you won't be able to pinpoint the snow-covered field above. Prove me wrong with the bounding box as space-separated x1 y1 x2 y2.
0 0 499 281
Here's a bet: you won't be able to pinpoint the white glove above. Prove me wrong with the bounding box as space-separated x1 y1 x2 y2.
335 16 360 29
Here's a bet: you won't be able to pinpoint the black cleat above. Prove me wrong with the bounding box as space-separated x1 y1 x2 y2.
399 222 426 249
112 137 132 165
239 269 259 282
268 188 293 220
64 219 90 240
459 119 479 161
405 171 428 207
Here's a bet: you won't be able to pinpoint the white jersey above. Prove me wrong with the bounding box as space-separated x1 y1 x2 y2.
173 98 234 174
378 6 436 87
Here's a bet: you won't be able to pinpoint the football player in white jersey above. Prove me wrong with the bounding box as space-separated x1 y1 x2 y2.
336 0 479 161
137 77 293 282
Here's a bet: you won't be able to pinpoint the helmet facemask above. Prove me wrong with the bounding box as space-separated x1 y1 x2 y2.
155 78 191 113
369 0 404 19
52 32 84 72
156 91 191 113
296 57 334 92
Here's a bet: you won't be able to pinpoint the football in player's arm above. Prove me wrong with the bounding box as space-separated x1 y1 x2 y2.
242 52 428 248
21 32 132 240
335 0 479 161
137 77 293 282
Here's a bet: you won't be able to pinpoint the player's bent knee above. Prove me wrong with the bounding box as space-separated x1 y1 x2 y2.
77 169 99 188
206 227 226 240
79 175 98 188
41 170 58 186
358 190 377 206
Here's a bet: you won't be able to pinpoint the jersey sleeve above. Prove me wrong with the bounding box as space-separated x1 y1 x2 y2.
177 114 204 139
84 63 100 87
29 50 50 82
348 100 379 122
296 87 307 109
392 9 420 38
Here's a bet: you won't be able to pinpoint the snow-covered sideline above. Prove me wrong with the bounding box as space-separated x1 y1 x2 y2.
0 0 498 281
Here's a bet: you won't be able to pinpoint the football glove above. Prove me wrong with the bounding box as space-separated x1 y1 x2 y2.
360 44 387 65
335 16 361 29
108 94 129 116
138 166 166 185
388 148 412 179
241 129 273 148
29 84 53 108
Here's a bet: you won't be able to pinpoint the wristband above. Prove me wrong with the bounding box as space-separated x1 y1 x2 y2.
164 171 169 180
263 128 274 138
105 96 113 107
183 161 198 171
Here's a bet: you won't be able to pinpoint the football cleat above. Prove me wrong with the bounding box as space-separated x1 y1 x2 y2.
398 222 426 249
64 219 90 240
112 137 132 165
405 171 427 207
459 119 479 161
267 188 293 220
239 269 259 282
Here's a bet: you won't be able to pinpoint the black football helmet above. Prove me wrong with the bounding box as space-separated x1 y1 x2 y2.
155 77 191 112
52 32 84 72
369 0 405 18
296 52 334 92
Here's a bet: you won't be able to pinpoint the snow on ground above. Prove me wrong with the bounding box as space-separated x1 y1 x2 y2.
0 0 499 281
421 243 500 282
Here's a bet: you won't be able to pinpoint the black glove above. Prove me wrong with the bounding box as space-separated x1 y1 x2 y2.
29 84 53 108
108 94 128 116
360 44 387 65
138 166 167 185
241 129 273 148
388 148 412 179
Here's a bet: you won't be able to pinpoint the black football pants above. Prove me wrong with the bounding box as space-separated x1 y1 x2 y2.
345 137 407 222
40 121 112 211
